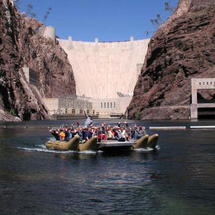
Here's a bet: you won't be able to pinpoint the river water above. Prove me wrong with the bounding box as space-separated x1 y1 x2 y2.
0 119 215 215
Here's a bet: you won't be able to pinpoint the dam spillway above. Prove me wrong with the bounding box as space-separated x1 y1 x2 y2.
58 37 150 100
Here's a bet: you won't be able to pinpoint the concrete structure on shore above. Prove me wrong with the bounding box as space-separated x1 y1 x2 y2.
43 97 93 115
23 67 38 87
191 78 215 119
58 36 150 116
42 96 131 118
43 26 55 44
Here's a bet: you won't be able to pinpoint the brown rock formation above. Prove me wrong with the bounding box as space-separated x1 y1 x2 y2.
128 0 215 120
0 0 76 121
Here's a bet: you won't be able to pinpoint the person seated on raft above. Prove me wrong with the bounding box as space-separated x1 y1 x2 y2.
64 128 72 141
124 121 129 128
85 128 92 141
107 127 115 140
135 126 146 140
97 130 102 142
92 127 98 137
116 128 126 142
73 127 83 141
81 127 87 142
81 127 93 142
112 126 118 140
50 128 60 140
97 128 106 142
59 129 66 141
122 126 130 141
76 121 80 127
100 125 107 140
130 125 137 139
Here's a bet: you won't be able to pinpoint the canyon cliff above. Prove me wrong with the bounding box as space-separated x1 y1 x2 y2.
0 0 76 121
128 0 215 120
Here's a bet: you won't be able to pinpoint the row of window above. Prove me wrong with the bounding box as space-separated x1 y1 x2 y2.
80 109 90 114
63 109 92 114
101 102 116 109
199 81 215 86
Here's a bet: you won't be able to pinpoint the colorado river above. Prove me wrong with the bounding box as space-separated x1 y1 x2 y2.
0 119 215 214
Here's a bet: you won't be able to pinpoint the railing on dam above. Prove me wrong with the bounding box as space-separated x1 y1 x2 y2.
52 114 99 120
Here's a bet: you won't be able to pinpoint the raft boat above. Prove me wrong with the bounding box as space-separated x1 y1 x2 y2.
45 134 159 152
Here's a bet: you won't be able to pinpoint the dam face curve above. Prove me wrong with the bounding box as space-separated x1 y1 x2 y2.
58 37 149 115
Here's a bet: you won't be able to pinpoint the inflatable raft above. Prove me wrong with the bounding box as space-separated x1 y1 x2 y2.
46 135 80 151
45 134 159 152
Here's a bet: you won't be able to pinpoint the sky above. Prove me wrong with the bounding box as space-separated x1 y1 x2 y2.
16 0 179 42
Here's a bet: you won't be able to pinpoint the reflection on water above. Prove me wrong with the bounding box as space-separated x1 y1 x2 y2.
0 120 215 214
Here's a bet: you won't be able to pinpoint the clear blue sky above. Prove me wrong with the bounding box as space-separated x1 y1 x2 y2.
17 0 179 42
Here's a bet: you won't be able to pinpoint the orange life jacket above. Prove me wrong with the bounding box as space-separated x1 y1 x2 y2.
59 131 65 141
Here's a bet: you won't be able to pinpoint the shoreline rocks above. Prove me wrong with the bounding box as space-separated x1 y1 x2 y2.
128 0 215 120
0 0 76 121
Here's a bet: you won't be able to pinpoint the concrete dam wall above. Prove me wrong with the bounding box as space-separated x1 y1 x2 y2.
58 38 150 99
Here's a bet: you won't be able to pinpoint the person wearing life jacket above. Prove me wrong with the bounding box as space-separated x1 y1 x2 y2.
59 129 66 141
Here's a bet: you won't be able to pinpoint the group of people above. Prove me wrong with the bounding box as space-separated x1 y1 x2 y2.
50 111 146 142
49 121 146 143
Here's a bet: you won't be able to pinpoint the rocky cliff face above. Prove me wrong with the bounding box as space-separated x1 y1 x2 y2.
128 0 215 120
0 0 76 121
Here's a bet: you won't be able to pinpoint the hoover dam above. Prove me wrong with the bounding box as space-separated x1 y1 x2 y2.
58 37 149 99
57 36 150 115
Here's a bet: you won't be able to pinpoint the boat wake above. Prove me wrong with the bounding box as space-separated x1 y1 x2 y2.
17 145 159 154
16 145 101 154
133 145 160 152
